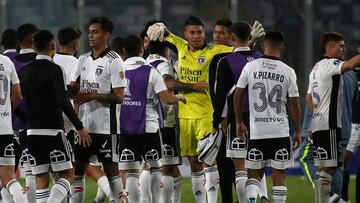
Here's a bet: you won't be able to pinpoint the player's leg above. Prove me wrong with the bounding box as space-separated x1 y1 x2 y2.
99 134 123 203
246 169 263 203
160 127 182 203
0 134 28 203
139 163 150 203
179 118 206 203
271 169 287 203
88 162 110 203
233 158 247 203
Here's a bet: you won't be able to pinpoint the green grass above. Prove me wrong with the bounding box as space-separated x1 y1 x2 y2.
19 176 356 202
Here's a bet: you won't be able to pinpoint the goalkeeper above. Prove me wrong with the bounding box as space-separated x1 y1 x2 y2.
147 16 264 203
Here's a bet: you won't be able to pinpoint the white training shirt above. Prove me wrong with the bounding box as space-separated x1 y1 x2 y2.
72 48 126 134
236 56 299 139
53 53 79 132
307 58 344 133
123 56 168 133
0 54 20 135
146 54 177 128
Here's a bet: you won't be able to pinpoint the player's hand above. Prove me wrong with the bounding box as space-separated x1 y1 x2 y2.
77 128 92 147
193 81 208 92
307 128 313 140
292 132 301 149
175 94 186 104
147 22 167 42
74 93 95 105
250 21 265 41
236 122 248 141
220 118 228 134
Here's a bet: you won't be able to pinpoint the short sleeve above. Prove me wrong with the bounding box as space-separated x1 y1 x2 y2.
156 61 173 77
10 61 20 84
325 59 343 76
110 58 127 88
151 69 167 94
288 69 299 97
307 71 313 94
236 63 250 88
70 57 82 82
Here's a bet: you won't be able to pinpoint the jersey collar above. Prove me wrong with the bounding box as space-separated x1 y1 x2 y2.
91 47 111 60
20 48 35 54
36 54 53 61
146 54 169 63
262 55 281 60
4 49 16 54
234 47 251 52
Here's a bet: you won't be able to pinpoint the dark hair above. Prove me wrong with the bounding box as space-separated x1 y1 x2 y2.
184 16 205 27
33 30 54 51
215 18 232 29
231 21 251 41
321 32 344 54
1 28 17 49
124 35 143 57
111 36 125 55
89 17 114 33
148 40 168 55
264 30 285 47
140 19 167 40
17 23 38 43
58 27 81 46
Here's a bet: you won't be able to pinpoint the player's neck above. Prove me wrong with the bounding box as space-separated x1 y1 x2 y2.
264 50 281 58
234 41 249 48
59 46 75 56
92 45 108 58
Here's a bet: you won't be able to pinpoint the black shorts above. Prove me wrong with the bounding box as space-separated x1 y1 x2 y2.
245 136 293 170
119 132 163 170
226 112 249 158
14 130 27 168
27 132 73 175
161 127 181 165
313 128 341 168
74 133 119 164
0 134 16 166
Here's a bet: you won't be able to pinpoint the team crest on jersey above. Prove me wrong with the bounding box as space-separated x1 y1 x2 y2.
95 68 103 76
197 56 205 64
119 71 125 80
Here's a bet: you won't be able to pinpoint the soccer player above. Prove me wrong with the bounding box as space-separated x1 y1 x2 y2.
69 17 126 203
234 31 301 203
0 53 27 203
118 35 185 203
15 24 38 64
18 29 90 203
213 21 268 203
146 39 182 203
111 36 125 60
306 32 360 203
212 18 232 46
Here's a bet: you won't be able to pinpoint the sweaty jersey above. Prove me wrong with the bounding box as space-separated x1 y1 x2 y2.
307 58 344 132
72 48 126 134
237 55 299 139
165 33 233 119
0 54 20 135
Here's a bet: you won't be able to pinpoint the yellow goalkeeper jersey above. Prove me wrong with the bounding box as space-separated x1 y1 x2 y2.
166 33 233 119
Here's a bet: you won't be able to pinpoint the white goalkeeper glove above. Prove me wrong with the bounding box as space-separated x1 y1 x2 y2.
147 22 167 42
250 21 265 41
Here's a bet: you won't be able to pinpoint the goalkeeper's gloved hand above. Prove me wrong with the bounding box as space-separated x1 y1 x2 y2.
147 22 167 42
250 21 265 41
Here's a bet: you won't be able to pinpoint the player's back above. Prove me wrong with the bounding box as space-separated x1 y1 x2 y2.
241 56 298 139
53 53 78 85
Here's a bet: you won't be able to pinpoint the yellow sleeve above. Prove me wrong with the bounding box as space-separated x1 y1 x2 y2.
165 33 187 50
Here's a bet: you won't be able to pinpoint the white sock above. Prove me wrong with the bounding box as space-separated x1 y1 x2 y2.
108 175 123 203
191 171 206 203
94 187 106 203
36 188 50 203
6 179 28 203
272 186 287 203
25 174 37 203
235 171 247 203
70 176 85 203
246 178 261 202
47 178 70 203
171 176 181 203
318 171 332 203
150 169 162 203
139 170 150 203
126 173 140 203
161 176 174 203
259 175 268 200
1 187 13 203
204 166 219 203
94 175 110 202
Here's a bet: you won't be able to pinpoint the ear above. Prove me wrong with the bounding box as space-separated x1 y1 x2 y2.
231 33 236 44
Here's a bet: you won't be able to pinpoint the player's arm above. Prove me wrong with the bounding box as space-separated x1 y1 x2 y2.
288 97 301 149
306 93 313 111
233 87 248 140
165 78 208 93
10 64 22 110
67 58 82 98
158 90 186 104
212 58 234 130
153 69 186 104
341 54 360 73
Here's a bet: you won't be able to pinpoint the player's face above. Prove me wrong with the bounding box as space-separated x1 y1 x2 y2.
213 25 231 45
330 40 346 60
88 23 109 49
184 25 205 50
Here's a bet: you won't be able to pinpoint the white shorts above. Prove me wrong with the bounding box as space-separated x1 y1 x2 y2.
346 123 360 153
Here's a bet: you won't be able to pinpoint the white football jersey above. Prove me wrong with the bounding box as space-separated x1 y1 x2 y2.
307 58 343 133
74 49 126 134
53 53 79 132
237 56 299 139
0 54 20 135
